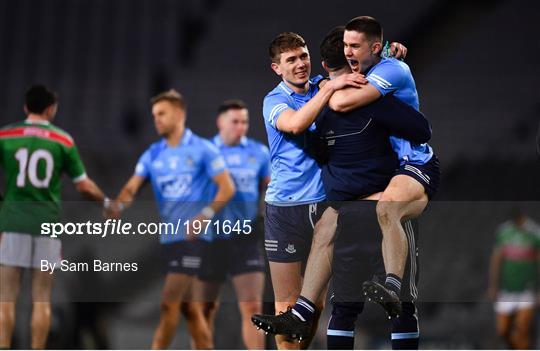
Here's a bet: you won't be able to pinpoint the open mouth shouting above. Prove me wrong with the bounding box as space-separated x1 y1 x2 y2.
348 59 360 72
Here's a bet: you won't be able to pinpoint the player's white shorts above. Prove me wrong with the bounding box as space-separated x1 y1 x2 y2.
495 290 535 314
0 232 62 269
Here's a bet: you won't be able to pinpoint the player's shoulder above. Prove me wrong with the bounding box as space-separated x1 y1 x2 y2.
193 133 220 154
497 220 513 234
523 218 540 237
246 138 270 155
48 123 75 142
0 120 25 131
375 58 411 75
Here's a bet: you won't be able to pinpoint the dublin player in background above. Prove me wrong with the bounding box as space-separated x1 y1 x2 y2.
185 99 270 349
0 85 109 349
106 90 235 349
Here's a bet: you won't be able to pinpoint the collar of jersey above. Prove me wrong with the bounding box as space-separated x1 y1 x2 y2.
161 128 193 148
24 119 50 125
213 134 248 147
278 76 322 96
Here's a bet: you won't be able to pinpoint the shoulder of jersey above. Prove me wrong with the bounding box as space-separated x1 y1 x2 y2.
48 123 75 143
247 138 269 155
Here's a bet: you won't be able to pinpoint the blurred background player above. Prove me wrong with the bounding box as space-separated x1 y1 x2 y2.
488 209 540 349
185 99 269 349
105 89 235 349
0 85 109 349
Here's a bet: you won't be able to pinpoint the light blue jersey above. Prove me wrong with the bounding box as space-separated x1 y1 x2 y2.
262 76 326 206
135 129 227 243
366 58 434 165
212 135 270 238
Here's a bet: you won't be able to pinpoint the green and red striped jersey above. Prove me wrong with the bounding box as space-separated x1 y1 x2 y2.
0 120 86 235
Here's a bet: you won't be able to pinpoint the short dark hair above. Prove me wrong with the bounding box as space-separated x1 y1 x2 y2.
218 99 247 115
269 32 307 64
320 26 347 71
150 89 186 109
25 85 57 114
345 16 383 43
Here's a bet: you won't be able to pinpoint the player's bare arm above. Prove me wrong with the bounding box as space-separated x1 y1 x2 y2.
106 175 146 218
328 83 381 113
276 73 367 134
74 177 107 202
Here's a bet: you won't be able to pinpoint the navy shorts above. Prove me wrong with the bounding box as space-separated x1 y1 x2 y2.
396 154 440 200
332 201 419 303
264 202 327 263
198 235 266 282
160 240 205 275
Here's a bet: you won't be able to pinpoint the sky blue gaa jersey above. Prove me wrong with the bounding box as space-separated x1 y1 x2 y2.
212 135 270 238
366 58 434 165
262 76 326 206
135 129 227 243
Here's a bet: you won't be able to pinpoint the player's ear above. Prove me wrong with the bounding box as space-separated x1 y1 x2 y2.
321 61 329 72
23 105 29 115
271 62 282 76
216 114 223 129
372 42 382 56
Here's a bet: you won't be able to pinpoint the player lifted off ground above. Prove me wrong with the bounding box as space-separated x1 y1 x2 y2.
256 32 407 349
252 26 430 348
0 85 109 349
182 100 269 349
105 90 235 349
256 17 440 328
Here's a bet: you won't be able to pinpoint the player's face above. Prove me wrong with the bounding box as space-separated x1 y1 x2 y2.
271 47 311 90
344 30 379 73
218 108 249 143
152 100 184 137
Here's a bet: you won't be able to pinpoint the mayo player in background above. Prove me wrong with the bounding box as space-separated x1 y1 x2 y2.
0 85 109 349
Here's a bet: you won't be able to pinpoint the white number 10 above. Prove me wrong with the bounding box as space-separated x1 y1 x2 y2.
15 148 54 188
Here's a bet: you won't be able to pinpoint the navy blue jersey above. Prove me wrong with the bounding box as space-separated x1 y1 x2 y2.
316 95 430 201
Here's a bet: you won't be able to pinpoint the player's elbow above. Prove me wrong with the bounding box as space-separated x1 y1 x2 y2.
329 97 352 113
75 178 93 195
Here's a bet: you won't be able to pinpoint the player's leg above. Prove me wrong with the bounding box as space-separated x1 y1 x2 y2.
374 157 439 306
0 265 22 348
299 206 338 303
152 272 195 349
232 271 265 349
391 302 420 350
510 305 534 349
0 232 33 348
377 174 426 288
30 234 62 349
494 294 515 348
268 261 304 350
30 269 53 349
327 302 363 349
229 235 266 349
181 278 220 349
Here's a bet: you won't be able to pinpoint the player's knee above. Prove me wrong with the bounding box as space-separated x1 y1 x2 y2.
376 200 401 225
239 301 262 318
329 303 361 330
160 301 179 320
203 301 219 319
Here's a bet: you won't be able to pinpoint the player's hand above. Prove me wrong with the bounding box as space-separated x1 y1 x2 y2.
327 72 367 91
389 42 407 59
185 214 208 241
103 200 123 219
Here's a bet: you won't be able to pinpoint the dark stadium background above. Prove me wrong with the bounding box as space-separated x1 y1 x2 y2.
0 0 539 349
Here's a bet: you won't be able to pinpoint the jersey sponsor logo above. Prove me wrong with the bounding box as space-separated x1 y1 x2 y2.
285 243 296 254
156 174 193 198
0 127 73 147
231 168 257 193
226 154 242 166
